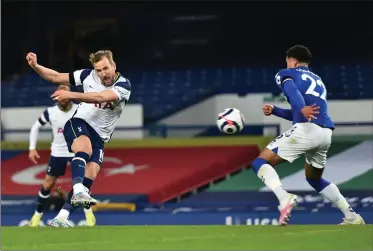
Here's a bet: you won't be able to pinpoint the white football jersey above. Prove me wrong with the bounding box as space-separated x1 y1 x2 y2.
29 104 78 157
69 69 131 142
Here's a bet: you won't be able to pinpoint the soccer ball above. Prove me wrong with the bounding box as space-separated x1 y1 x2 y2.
216 108 245 134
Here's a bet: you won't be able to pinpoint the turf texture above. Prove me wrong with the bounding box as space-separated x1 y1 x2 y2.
2 225 372 250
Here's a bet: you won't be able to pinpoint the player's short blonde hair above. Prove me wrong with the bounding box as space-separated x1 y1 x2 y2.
89 50 115 66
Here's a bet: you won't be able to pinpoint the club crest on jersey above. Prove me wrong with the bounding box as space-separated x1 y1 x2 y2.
57 128 64 133
94 102 114 110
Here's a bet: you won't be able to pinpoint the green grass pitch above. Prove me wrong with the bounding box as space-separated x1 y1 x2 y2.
1 225 372 250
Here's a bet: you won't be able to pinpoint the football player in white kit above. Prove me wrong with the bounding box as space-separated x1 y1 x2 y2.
26 50 131 227
28 85 96 227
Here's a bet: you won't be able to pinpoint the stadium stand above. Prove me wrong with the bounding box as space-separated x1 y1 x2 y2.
2 64 373 121
2 64 373 122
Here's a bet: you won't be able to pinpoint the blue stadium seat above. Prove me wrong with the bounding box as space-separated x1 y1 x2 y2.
2 64 372 122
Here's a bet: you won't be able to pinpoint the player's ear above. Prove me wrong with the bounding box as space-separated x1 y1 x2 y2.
294 59 299 67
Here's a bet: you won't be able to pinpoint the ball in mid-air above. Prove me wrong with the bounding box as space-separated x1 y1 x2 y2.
216 108 245 134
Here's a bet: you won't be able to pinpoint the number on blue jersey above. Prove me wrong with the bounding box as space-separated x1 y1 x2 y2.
301 73 327 101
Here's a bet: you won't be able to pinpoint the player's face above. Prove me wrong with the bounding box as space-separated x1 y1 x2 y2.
93 57 117 86
58 99 70 107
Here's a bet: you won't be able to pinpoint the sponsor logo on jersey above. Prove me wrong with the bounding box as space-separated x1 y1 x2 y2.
94 102 114 110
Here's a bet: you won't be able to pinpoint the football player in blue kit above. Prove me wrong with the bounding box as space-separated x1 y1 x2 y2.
253 45 365 225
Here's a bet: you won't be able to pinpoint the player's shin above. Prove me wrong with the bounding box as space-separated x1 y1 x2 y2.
307 178 357 219
35 186 51 214
251 158 289 203
30 187 51 226
71 152 90 193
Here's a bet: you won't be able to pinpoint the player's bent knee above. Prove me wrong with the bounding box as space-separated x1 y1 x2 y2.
43 175 57 190
304 163 324 179
71 135 92 156
304 163 330 192
258 148 285 167
85 162 100 180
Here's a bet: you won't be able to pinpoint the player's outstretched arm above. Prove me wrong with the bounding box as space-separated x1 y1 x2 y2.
51 81 130 104
263 104 293 121
26 52 70 85
51 89 119 103
272 106 293 121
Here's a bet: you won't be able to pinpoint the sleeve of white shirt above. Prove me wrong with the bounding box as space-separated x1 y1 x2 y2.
111 79 131 102
29 109 49 150
69 69 92 87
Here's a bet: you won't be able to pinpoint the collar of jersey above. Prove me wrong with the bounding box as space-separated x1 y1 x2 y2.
101 72 121 87
295 66 309 70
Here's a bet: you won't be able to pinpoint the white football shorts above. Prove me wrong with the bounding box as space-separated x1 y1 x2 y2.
266 122 333 168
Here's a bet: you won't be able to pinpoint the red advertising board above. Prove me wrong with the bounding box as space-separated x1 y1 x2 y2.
1 146 259 202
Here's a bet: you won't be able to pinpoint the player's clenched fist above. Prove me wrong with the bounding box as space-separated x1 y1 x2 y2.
26 52 38 67
263 104 274 116
51 90 73 102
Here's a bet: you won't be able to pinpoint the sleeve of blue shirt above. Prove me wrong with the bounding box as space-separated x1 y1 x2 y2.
282 79 306 113
272 106 293 121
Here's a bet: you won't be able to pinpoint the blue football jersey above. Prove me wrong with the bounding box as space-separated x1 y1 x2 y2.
274 66 335 129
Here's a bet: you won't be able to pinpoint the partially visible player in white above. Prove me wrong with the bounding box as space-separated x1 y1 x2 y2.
28 85 96 227
26 50 131 227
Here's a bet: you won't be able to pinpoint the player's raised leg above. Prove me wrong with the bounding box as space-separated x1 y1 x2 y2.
251 125 308 225
69 135 96 205
251 146 298 225
304 161 365 225
63 119 98 207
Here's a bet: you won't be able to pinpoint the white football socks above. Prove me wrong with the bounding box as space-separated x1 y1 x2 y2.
73 183 85 194
320 183 357 219
56 209 70 220
257 163 289 204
